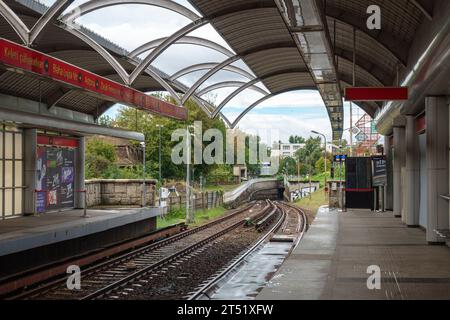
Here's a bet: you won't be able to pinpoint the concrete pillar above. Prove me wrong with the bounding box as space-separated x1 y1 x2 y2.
74 136 86 209
426 97 449 243
384 136 394 211
405 116 420 226
23 129 37 215
393 126 406 218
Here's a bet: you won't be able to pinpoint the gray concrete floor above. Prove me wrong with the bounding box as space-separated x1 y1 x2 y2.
0 207 163 256
257 208 450 300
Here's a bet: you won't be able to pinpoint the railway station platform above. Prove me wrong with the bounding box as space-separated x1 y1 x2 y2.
257 207 450 300
0 207 165 278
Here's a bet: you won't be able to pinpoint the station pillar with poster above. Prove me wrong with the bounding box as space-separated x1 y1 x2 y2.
35 135 82 214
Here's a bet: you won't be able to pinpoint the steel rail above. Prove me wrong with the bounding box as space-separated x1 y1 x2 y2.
188 199 284 300
82 201 275 300
7 202 259 300
188 201 308 300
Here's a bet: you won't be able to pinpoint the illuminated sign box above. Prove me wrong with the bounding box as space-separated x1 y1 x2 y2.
345 87 409 101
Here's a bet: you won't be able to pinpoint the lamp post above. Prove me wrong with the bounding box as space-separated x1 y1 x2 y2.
311 130 327 173
186 126 194 224
156 124 164 207
140 141 146 207
312 130 328 194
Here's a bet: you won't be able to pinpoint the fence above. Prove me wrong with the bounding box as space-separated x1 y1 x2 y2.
166 191 224 212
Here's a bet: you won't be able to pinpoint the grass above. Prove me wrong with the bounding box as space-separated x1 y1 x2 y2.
199 183 243 193
294 188 328 225
157 206 226 229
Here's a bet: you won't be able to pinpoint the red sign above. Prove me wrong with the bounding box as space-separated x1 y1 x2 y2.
345 87 409 101
0 38 187 120
37 135 79 148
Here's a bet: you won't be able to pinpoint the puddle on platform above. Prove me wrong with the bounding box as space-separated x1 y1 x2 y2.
211 242 292 300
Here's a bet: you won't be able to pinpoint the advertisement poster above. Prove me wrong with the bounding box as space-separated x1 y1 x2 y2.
372 156 387 187
36 145 76 212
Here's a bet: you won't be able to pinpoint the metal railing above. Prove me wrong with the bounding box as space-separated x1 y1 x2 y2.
34 189 87 217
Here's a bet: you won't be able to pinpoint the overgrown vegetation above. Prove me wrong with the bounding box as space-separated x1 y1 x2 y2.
85 139 146 179
294 189 328 225
88 95 266 183
157 206 226 229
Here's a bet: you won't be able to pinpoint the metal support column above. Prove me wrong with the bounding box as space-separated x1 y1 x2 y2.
384 136 394 211
23 128 37 215
393 125 406 218
405 115 420 226
75 136 86 210
425 96 449 243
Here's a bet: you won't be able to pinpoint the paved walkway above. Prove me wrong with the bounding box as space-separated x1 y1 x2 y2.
0 207 163 256
257 208 450 300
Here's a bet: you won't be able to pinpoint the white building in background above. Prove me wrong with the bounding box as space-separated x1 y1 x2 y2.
272 142 305 158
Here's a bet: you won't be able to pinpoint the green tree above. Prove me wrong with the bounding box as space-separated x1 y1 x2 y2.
279 157 298 176
289 135 306 144
315 156 331 173
85 139 117 179
107 96 228 182
295 136 323 176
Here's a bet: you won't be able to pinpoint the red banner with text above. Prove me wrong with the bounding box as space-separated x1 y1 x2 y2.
0 38 187 120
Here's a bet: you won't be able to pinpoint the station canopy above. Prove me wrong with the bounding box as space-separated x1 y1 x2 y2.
0 0 434 141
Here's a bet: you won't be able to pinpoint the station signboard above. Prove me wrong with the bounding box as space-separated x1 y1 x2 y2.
372 156 387 187
0 39 187 121
334 155 347 162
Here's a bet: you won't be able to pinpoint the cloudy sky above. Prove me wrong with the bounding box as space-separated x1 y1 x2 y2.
39 0 364 144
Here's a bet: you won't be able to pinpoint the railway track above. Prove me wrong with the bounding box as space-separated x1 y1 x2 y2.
8 200 273 300
188 201 307 300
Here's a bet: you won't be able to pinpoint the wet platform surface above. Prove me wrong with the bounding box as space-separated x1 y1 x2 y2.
211 242 292 300
257 207 450 300
0 207 164 256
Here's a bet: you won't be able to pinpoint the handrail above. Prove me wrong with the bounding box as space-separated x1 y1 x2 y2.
34 189 87 217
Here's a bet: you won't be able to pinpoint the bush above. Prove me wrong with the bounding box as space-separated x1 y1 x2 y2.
85 139 117 179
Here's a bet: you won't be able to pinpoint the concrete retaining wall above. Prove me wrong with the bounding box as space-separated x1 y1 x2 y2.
86 179 157 207
224 179 284 209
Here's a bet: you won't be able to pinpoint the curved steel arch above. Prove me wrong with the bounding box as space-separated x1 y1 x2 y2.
29 0 74 45
197 81 268 97
143 66 182 105
212 78 262 118
170 63 254 82
230 94 275 129
64 26 130 84
213 69 314 118
327 13 408 66
129 18 208 85
0 1 29 43
61 0 200 23
230 86 322 128
60 25 184 104
181 55 240 104
129 36 234 59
